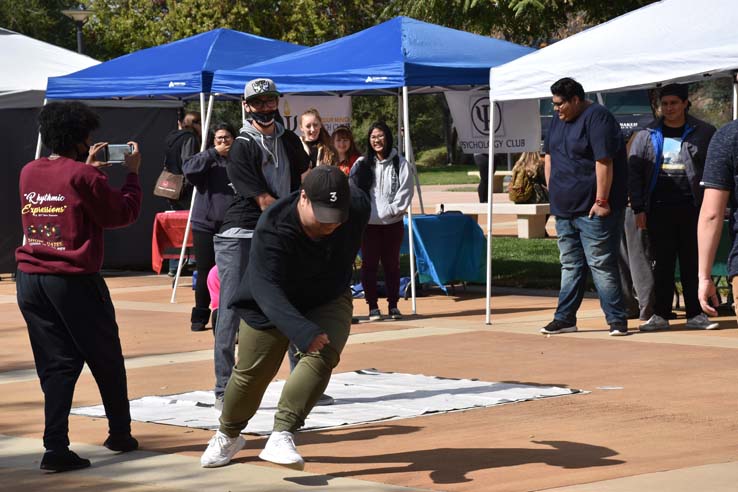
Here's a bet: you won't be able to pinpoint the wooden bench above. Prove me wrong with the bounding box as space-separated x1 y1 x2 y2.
466 170 513 193
435 202 550 239
492 170 513 193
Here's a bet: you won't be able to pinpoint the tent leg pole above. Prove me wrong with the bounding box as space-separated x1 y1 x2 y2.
397 92 403 154
170 93 212 303
25 98 48 247
403 87 417 315
733 72 738 121
34 99 46 160
485 98 496 325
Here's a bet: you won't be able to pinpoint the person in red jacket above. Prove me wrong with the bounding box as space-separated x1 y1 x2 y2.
15 102 142 472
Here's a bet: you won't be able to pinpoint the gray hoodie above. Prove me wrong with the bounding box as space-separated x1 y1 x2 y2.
240 121 292 199
365 148 415 225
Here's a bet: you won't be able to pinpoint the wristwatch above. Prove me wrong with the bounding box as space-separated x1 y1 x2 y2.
595 198 609 207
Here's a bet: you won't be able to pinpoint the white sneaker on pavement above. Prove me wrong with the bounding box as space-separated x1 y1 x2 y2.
259 431 305 470
639 314 669 332
200 430 245 468
686 313 720 330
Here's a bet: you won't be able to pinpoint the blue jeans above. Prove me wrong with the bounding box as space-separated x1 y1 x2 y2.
213 234 251 398
554 210 627 326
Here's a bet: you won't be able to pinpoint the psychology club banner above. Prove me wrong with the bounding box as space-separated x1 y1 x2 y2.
445 91 540 153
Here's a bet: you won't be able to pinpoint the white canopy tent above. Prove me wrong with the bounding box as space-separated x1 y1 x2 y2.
1 29 181 271
0 28 99 109
484 0 738 323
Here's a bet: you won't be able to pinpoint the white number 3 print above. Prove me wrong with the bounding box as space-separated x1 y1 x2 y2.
330 192 337 202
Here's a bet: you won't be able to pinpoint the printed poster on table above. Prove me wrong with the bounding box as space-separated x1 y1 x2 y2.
444 91 540 153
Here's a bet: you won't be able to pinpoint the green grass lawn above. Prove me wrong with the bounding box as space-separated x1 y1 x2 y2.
489 236 564 290
416 165 479 186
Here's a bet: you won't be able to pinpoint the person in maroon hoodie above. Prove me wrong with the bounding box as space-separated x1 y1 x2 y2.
15 102 142 472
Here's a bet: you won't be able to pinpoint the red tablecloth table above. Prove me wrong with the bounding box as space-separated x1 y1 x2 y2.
151 211 193 274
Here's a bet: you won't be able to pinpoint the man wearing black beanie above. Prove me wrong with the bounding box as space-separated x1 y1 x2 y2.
629 83 718 331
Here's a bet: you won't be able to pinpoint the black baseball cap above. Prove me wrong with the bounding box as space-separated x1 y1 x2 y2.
303 166 351 224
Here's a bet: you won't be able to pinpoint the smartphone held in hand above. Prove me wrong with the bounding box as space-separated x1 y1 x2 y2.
96 144 133 164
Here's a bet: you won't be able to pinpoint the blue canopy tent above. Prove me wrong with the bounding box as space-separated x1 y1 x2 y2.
41 28 305 301
211 17 533 94
212 17 534 312
46 28 304 100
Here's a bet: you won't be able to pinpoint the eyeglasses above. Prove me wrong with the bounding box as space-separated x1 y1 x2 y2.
214 135 232 141
248 97 278 110
370 134 386 142
552 99 568 110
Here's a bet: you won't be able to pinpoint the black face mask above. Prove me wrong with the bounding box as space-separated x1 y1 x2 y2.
251 110 276 127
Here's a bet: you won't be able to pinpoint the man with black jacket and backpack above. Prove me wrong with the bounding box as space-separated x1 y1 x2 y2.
211 78 310 411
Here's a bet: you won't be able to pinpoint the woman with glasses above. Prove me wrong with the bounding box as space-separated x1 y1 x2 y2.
352 122 415 321
299 108 336 168
182 122 237 332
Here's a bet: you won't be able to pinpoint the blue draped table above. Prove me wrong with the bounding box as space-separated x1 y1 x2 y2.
401 213 486 293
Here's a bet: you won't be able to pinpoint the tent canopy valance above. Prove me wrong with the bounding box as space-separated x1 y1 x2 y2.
212 17 534 95
489 0 738 102
45 28 305 100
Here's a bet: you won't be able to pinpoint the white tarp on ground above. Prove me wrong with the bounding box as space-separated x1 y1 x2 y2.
445 92 540 153
72 369 580 435
0 28 99 109
489 0 738 101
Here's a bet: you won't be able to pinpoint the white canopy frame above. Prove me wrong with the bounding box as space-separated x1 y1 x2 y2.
170 92 214 302
485 0 738 323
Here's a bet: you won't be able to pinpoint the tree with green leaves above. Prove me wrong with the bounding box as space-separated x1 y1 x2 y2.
0 0 80 51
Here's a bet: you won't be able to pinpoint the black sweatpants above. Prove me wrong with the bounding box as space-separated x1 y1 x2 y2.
16 270 131 451
648 203 700 318
192 229 216 312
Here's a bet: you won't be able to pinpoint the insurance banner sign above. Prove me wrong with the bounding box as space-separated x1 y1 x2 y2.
445 92 540 153
278 95 352 136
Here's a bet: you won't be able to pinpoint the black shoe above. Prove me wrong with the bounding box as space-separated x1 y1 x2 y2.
103 433 139 452
191 307 211 332
609 324 628 337
540 319 577 335
40 449 91 472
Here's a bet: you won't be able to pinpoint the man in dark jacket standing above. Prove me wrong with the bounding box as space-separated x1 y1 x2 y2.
629 83 718 331
163 110 201 276
200 165 370 470
211 78 309 410
163 110 201 210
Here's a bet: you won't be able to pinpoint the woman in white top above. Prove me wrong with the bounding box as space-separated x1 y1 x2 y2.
353 122 414 321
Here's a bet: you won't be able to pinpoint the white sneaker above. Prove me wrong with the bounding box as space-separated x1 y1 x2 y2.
639 314 669 332
200 431 245 468
259 431 305 470
686 313 720 330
